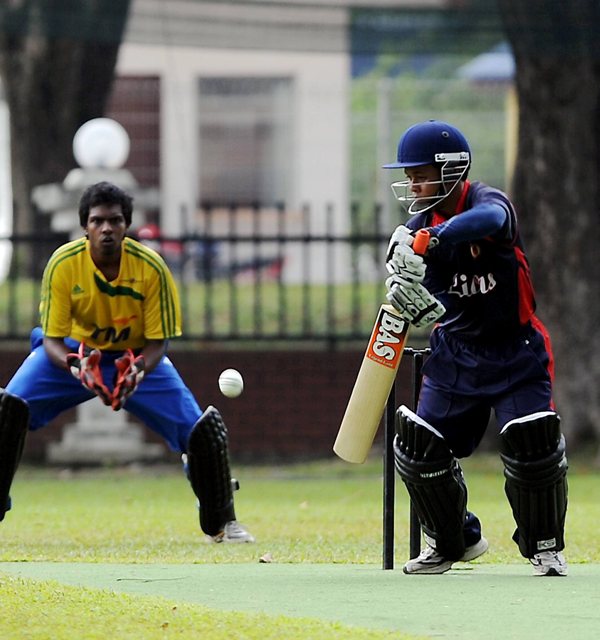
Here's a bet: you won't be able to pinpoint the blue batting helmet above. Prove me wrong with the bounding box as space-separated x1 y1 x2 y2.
383 120 471 169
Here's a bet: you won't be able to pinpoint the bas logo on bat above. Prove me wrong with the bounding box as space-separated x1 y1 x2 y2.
366 308 407 369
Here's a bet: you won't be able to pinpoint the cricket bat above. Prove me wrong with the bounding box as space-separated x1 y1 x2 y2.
333 229 430 463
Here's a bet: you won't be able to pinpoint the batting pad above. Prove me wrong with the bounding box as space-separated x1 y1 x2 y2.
0 391 29 521
186 406 236 536
394 407 467 560
500 412 568 558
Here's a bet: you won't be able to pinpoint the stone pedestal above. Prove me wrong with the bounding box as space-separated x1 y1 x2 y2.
47 400 164 465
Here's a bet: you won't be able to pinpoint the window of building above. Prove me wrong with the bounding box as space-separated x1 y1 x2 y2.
198 77 293 205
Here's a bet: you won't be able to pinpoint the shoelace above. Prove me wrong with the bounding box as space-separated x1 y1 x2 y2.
418 546 440 560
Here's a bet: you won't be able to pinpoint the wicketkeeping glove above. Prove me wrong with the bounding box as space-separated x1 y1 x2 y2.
111 349 145 411
66 342 112 406
385 277 446 328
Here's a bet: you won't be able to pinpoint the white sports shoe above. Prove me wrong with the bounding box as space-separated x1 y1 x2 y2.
207 520 255 544
403 536 489 575
529 551 567 576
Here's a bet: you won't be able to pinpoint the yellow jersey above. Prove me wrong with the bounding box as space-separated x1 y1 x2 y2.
40 236 182 350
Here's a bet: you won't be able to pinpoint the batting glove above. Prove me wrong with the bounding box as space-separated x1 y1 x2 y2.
386 224 434 286
66 342 112 406
385 278 446 328
111 349 145 411
386 225 413 261
386 245 426 286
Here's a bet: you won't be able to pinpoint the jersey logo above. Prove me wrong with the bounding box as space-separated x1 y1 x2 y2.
71 284 85 295
449 272 497 298
91 325 131 344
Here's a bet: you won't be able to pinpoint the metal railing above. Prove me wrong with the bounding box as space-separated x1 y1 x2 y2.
0 204 426 346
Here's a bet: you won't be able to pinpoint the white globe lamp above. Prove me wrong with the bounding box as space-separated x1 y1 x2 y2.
72 118 130 169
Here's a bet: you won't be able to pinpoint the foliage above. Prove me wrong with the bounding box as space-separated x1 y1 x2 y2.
351 68 509 226
0 0 131 235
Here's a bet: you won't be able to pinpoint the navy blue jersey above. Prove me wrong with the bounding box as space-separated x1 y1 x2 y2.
406 181 536 341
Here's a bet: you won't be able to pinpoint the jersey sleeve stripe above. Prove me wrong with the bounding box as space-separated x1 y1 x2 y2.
123 240 179 336
40 240 87 333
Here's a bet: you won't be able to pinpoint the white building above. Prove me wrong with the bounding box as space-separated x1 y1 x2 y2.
112 0 445 280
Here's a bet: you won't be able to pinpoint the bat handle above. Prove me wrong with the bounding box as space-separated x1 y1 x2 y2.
412 229 431 256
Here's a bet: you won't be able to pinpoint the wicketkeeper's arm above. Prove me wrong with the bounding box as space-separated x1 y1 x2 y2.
43 335 75 371
138 339 168 374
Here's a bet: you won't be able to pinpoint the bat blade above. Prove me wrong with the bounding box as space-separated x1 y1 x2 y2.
333 304 409 463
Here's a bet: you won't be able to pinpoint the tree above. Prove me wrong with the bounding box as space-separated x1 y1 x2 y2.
498 0 600 449
0 0 130 235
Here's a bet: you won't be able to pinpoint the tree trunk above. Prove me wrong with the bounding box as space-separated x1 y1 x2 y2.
498 0 600 447
0 0 130 235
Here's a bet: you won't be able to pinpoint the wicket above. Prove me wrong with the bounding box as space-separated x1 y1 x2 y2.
382 347 430 570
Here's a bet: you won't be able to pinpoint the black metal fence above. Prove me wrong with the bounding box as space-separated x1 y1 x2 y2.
0 204 425 346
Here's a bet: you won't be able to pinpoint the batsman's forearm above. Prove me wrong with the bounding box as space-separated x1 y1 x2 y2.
430 203 507 244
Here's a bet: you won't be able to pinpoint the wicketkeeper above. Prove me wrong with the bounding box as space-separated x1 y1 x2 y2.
383 120 567 576
1 181 254 544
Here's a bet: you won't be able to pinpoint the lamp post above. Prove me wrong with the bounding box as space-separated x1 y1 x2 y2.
32 117 158 237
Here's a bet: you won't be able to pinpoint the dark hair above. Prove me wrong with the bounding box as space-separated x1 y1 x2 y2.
78 181 134 227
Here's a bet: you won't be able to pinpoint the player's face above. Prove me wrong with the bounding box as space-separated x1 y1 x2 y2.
404 165 442 201
85 204 128 259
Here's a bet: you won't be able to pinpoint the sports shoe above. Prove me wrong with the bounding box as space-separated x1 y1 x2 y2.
529 551 567 576
207 520 255 544
403 536 489 575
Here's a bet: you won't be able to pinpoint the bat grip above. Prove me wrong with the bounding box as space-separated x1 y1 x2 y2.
412 229 430 255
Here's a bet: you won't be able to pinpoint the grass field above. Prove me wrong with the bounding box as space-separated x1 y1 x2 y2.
1 455 599 639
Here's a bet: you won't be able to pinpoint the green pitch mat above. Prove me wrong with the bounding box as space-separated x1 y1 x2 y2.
1 561 598 639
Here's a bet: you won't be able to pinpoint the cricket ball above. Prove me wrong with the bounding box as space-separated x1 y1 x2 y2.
218 368 244 398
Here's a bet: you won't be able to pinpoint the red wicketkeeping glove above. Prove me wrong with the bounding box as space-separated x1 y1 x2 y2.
66 342 112 406
111 349 145 411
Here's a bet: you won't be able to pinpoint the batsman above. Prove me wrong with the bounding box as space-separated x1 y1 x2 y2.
1 181 254 544
383 120 567 576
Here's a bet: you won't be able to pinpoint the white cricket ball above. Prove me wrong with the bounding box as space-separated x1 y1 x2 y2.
218 368 244 398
